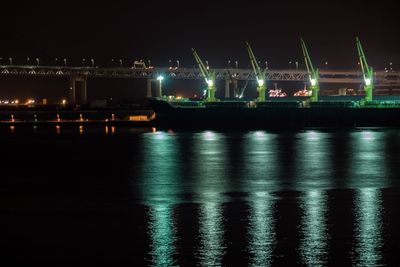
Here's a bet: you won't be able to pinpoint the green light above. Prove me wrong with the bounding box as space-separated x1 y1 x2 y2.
310 78 317 86
206 79 214 87
257 79 265 87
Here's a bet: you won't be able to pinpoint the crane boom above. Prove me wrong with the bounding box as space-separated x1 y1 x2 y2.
300 38 319 102
191 48 217 102
356 37 374 102
245 42 266 102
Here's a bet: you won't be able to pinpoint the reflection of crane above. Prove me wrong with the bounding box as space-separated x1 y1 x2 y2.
191 48 217 102
301 38 319 102
356 37 374 102
245 42 266 102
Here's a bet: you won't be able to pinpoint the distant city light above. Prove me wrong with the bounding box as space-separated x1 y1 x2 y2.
61 99 67 105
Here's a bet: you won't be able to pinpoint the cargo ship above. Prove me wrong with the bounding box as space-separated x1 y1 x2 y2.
149 97 400 129
150 39 400 129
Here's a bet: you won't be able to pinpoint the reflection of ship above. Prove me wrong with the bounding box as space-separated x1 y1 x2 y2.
150 97 400 129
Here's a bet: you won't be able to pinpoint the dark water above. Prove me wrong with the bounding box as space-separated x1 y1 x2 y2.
1 126 400 266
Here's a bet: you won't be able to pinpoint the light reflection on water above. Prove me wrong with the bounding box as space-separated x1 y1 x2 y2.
243 131 277 266
248 192 275 267
300 190 328 266
133 129 395 266
296 131 330 266
353 188 383 267
194 132 227 266
141 131 181 266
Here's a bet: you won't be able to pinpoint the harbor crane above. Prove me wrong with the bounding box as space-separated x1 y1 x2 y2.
356 37 374 102
191 48 217 102
245 42 266 102
301 38 319 102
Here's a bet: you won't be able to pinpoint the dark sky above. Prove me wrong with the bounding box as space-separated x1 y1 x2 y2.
1 0 400 100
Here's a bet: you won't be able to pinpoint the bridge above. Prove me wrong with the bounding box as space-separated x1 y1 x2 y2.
1 65 400 104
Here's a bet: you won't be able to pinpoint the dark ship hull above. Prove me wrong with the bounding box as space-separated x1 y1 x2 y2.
150 98 400 129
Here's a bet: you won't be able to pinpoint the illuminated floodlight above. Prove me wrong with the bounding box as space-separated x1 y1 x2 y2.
310 78 317 86
257 79 265 87
61 99 67 105
365 78 372 86
206 79 214 87
157 75 164 81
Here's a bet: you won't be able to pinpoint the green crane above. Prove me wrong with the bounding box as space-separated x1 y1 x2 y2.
245 42 266 102
356 37 374 102
191 48 217 102
301 38 319 102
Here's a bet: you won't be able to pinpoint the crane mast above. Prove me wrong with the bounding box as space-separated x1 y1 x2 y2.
191 48 217 102
301 38 319 102
356 37 374 102
245 42 266 102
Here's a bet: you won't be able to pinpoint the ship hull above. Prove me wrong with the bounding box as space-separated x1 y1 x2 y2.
150 99 400 129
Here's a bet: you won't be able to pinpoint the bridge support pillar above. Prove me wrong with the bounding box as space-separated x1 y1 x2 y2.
69 75 88 105
233 80 238 97
225 79 230 99
147 79 152 98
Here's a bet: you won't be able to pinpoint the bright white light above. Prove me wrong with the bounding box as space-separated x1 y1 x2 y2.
365 78 372 86
257 79 265 87
206 79 214 87
61 99 67 105
157 75 164 81
310 78 317 86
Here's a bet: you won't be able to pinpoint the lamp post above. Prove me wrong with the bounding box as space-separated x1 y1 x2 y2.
91 59 95 67
36 58 40 66
157 75 164 97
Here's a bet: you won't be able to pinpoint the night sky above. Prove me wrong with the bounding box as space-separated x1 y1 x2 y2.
1 0 400 101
